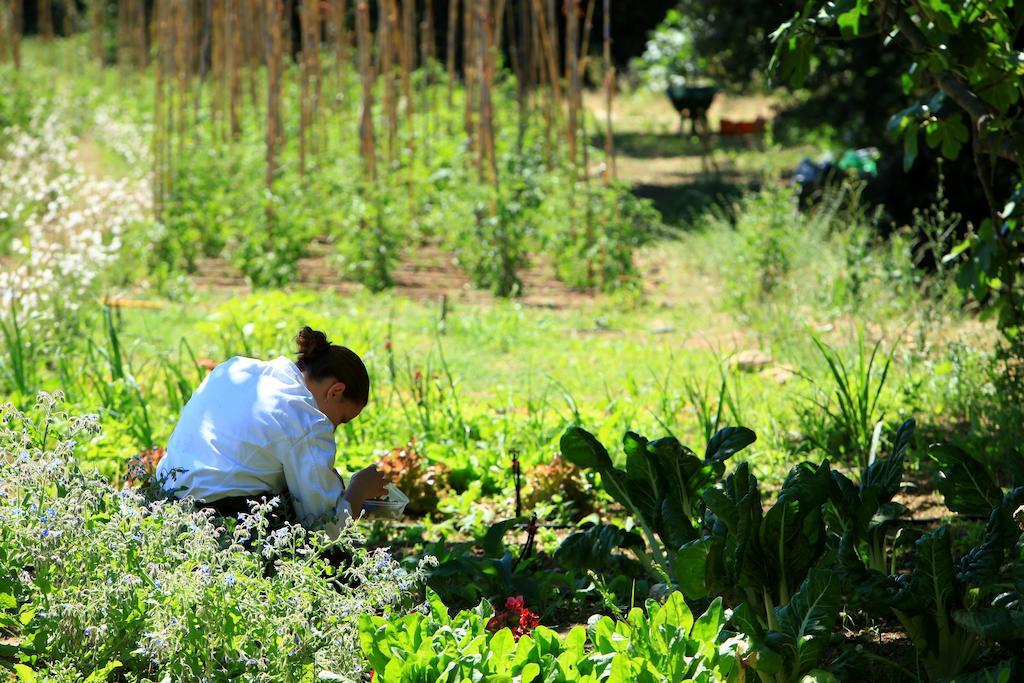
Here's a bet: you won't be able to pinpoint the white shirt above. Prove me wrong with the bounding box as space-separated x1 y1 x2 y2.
156 356 353 537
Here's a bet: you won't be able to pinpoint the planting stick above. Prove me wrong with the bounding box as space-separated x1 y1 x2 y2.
355 0 376 181
38 0 52 41
228 0 241 139
90 0 102 64
265 0 283 191
333 0 350 101
602 0 615 181
445 0 458 112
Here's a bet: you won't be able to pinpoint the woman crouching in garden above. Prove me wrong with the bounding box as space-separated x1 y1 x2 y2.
156 326 387 543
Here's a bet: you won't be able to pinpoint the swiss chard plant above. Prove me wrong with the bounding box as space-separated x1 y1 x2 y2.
559 425 756 584
839 486 1024 680
732 569 843 683
688 458 834 632
826 419 916 574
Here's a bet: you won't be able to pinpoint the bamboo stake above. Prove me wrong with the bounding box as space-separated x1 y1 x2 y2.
228 0 242 139
135 0 147 67
445 0 458 111
309 0 323 159
0 4 6 64
299 0 312 175
476 0 497 187
38 0 52 41
332 0 350 101
173 0 189 160
420 0 435 143
8 0 19 68
355 0 376 181
90 0 102 64
462 0 475 152
266 0 283 191
62 0 77 37
602 0 614 182
378 0 398 163
400 0 414 129
566 0 580 170
153 0 169 214
212 0 226 141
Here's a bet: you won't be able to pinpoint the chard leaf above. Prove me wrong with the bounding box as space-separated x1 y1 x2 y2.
907 527 959 618
952 607 1024 641
554 524 644 573
772 569 842 679
623 431 655 483
704 426 757 464
733 603 784 674
675 538 713 600
561 427 614 470
929 444 1002 516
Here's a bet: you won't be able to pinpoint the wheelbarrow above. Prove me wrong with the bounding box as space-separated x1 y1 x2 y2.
666 84 719 136
666 83 720 174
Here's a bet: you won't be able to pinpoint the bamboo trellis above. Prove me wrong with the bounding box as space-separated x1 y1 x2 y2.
39 0 616 244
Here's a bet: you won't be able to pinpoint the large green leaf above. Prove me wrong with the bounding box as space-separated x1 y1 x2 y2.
952 607 1024 641
561 427 614 471
623 431 655 483
675 538 713 600
704 427 757 464
771 569 842 679
554 524 645 573
861 419 913 501
703 463 767 603
907 527 959 619
732 603 784 674
760 462 831 600
929 444 1003 516
957 487 1024 586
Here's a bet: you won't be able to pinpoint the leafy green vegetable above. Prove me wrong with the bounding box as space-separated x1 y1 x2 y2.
701 459 833 629
827 419 915 573
733 569 842 683
560 425 756 583
360 589 738 682
929 443 1004 516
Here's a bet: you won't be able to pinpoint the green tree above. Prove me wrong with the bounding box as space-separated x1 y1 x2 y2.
773 0 1024 333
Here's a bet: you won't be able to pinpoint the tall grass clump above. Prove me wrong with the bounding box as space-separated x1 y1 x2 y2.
798 330 894 470
705 181 911 325
0 393 428 681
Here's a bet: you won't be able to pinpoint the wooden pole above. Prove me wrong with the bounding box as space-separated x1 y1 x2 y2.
266 0 283 191
445 0 458 111
227 0 242 139
566 0 580 170
602 0 615 182
90 0 103 64
38 0 52 41
356 0 376 181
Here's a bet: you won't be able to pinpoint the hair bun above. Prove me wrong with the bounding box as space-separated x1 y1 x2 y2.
296 326 330 360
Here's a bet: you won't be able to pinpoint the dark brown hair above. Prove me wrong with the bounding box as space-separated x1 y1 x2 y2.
295 326 370 405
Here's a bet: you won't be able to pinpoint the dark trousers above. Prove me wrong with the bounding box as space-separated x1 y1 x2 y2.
197 492 296 534
196 492 352 575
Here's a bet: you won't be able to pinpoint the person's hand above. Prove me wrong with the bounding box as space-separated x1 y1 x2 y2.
343 465 388 513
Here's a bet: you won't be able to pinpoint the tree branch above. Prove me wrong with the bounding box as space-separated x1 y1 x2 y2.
891 5 1020 164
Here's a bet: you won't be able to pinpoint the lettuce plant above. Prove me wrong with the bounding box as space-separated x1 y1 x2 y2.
360 589 738 682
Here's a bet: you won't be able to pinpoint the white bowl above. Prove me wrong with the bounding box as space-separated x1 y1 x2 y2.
361 484 409 520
